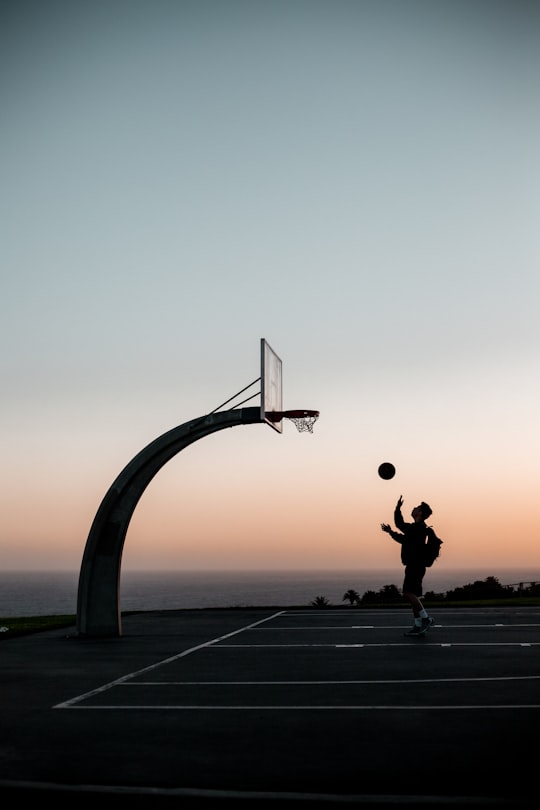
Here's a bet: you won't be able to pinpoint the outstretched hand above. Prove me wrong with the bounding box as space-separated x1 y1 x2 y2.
396 495 403 509
380 523 391 533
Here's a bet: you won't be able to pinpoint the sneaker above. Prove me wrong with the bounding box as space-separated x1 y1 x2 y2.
404 624 423 636
418 617 434 635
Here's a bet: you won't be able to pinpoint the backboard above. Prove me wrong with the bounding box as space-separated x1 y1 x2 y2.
260 338 283 433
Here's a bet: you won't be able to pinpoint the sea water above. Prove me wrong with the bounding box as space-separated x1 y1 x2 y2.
1 568 539 618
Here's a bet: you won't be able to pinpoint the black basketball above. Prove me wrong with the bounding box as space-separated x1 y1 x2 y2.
378 462 396 480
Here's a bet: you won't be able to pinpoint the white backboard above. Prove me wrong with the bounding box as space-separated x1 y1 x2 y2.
260 338 283 433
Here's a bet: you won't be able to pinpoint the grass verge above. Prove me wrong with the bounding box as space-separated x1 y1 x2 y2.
0 615 76 637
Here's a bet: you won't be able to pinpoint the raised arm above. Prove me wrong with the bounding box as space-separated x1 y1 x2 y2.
393 495 407 531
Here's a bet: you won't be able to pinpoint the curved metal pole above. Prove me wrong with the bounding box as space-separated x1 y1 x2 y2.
76 407 262 637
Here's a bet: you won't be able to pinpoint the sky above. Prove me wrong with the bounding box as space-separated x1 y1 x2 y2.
1 0 539 575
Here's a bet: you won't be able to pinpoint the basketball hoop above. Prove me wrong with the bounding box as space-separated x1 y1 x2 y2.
268 410 320 433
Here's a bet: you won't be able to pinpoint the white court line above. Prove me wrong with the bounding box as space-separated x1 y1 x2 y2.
337 642 540 648
121 674 540 685
59 704 540 711
278 609 540 615
254 625 386 630
215 642 540 648
252 623 540 629
53 611 284 709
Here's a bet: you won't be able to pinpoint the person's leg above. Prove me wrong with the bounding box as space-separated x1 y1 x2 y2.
403 591 423 617
403 568 433 635
403 567 424 617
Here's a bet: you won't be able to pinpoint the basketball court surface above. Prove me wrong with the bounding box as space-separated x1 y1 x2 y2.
1 605 538 807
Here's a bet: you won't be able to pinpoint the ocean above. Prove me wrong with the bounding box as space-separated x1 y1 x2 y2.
1 568 540 618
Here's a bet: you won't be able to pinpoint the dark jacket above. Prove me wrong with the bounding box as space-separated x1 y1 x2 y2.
389 504 429 566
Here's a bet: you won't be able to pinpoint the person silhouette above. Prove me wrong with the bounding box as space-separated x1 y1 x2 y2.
381 495 435 636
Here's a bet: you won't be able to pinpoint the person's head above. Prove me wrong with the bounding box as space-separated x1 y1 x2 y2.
411 502 432 522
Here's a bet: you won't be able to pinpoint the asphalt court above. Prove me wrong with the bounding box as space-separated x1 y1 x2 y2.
1 606 539 806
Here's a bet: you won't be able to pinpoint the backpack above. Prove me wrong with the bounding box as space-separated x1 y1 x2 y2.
424 527 443 567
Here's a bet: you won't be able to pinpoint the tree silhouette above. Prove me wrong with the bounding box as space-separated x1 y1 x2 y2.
315 576 539 611
379 584 400 601
311 596 331 608
446 576 512 600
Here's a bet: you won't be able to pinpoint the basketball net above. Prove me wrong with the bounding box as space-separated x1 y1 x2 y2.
284 411 319 433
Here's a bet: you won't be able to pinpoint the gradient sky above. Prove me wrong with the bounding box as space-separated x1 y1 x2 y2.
1 0 539 574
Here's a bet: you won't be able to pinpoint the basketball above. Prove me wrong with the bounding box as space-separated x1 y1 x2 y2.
378 462 396 480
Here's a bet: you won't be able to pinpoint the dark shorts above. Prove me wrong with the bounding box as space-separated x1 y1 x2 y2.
403 564 426 597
